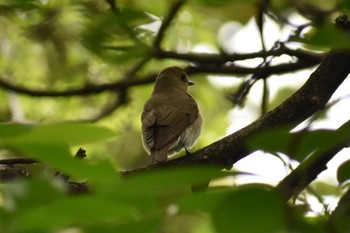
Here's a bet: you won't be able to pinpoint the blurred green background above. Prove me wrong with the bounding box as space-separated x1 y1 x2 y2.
0 0 350 232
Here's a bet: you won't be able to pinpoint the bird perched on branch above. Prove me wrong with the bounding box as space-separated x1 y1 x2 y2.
141 66 203 165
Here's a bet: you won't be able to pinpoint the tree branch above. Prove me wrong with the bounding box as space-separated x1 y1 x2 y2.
87 90 128 122
152 0 185 49
152 45 323 64
105 0 145 46
0 74 155 97
0 158 38 165
327 186 350 232
186 59 318 75
0 56 320 98
122 48 350 176
274 120 350 201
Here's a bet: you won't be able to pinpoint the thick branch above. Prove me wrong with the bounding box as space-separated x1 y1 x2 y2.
123 48 350 175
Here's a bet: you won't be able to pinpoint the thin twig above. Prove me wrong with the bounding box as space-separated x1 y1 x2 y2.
153 46 323 64
0 57 320 98
0 74 155 97
261 78 269 115
0 158 38 165
153 0 185 49
87 90 128 122
105 0 146 46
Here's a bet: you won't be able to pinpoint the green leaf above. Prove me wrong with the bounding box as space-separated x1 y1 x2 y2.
11 143 119 184
248 127 350 161
83 218 160 233
0 122 116 145
180 189 230 213
135 1 168 16
4 177 65 211
300 23 350 49
311 180 340 196
82 8 149 63
118 7 149 26
13 195 142 233
340 0 350 13
0 177 66 233
194 0 255 5
121 166 223 195
211 188 285 233
337 159 350 185
180 183 274 213
248 126 291 156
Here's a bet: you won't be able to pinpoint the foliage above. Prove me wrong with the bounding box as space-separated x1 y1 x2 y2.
0 0 350 232
0 122 312 233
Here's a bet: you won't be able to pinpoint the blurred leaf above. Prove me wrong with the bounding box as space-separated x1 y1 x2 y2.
311 180 339 196
247 126 293 156
82 7 150 63
0 166 226 233
340 0 350 12
211 187 285 233
337 159 350 185
0 122 118 184
180 189 230 212
192 216 216 233
287 205 328 233
268 87 297 111
249 127 350 161
301 23 350 49
0 177 66 233
0 122 117 184
10 143 119 184
194 0 255 5
83 218 160 233
0 122 116 145
13 194 143 233
121 166 223 196
3 177 65 211
0 0 39 14
180 183 274 212
118 7 150 26
189 1 255 24
134 0 168 16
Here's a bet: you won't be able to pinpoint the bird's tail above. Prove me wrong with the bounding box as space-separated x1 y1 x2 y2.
148 148 168 165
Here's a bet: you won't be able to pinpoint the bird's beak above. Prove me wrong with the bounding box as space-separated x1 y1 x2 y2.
188 80 194 86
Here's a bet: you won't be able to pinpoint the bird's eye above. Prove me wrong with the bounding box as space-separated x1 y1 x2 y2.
181 73 187 82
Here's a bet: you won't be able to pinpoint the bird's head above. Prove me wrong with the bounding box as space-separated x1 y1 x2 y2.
154 66 194 92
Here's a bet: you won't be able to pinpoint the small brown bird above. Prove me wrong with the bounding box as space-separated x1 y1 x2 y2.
141 66 203 165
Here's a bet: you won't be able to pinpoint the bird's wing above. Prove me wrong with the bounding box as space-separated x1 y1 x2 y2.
141 103 157 151
155 93 199 150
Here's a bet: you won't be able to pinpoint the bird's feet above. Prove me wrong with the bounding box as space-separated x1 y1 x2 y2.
185 148 192 156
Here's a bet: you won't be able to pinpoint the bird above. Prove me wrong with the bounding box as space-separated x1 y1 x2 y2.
141 66 203 165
